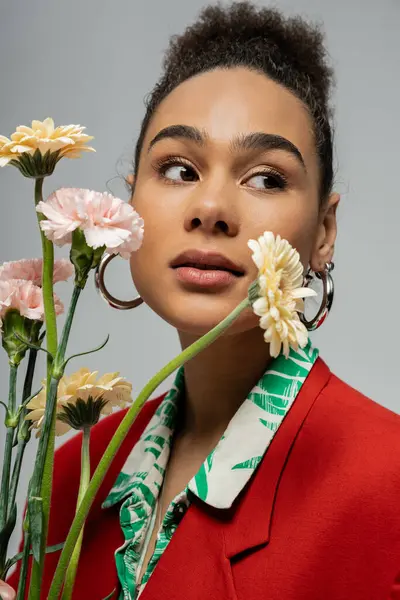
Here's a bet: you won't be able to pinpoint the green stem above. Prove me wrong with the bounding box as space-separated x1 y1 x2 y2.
23 345 38 403
53 286 81 377
16 530 31 600
28 286 82 599
7 442 25 521
0 364 18 572
61 427 91 600
48 296 250 598
0 365 18 523
27 380 58 598
35 177 58 358
28 375 59 493
28 176 58 596
8 348 39 516
12 349 38 597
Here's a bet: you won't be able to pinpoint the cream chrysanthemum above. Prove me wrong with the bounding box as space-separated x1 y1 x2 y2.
0 135 17 167
25 367 133 435
248 231 317 358
0 119 95 176
1 118 94 164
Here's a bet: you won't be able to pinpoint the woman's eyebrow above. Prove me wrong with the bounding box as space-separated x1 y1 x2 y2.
231 132 307 173
148 125 205 150
148 125 306 173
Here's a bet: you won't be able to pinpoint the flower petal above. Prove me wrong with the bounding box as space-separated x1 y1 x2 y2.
292 287 317 299
248 230 313 358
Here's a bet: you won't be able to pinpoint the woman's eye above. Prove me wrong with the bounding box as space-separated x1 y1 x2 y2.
162 164 198 182
245 172 287 191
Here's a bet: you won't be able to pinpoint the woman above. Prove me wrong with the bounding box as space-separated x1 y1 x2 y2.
4 2 400 599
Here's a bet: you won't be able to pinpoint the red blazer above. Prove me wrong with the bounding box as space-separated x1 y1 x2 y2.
9 358 400 599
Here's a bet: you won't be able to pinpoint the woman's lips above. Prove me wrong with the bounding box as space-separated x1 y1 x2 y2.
173 266 239 288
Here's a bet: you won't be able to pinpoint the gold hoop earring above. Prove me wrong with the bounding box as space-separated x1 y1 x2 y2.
300 262 334 331
94 252 144 310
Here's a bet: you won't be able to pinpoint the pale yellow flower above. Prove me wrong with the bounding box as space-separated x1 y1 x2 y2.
12 118 94 157
25 367 132 435
248 231 317 358
0 118 95 173
0 135 17 167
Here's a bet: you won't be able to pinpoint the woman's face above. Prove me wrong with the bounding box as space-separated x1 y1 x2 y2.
130 67 338 336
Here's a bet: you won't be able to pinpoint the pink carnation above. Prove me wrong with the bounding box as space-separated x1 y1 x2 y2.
0 258 73 286
0 279 64 326
36 188 86 245
36 188 144 259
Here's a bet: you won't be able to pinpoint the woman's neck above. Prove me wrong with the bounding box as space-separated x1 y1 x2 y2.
177 326 272 442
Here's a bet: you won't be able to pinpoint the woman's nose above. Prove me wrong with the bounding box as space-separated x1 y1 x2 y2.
183 187 239 237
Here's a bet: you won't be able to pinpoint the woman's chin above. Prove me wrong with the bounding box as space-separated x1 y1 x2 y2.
146 294 257 338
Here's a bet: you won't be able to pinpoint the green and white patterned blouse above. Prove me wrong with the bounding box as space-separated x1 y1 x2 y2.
103 341 319 599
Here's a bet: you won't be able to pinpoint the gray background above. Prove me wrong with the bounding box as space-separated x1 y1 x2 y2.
0 0 399 557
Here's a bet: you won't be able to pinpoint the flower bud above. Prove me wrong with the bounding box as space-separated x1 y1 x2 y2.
1 309 42 366
70 229 105 289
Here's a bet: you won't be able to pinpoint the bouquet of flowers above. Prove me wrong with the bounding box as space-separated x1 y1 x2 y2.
0 118 316 599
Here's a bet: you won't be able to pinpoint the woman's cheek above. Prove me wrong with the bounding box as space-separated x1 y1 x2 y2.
129 256 151 303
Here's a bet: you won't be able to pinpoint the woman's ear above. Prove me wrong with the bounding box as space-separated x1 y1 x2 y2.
126 173 135 187
310 192 340 272
126 173 135 204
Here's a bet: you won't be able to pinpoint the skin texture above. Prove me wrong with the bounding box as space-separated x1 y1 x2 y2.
129 66 339 432
131 68 337 333
128 67 339 581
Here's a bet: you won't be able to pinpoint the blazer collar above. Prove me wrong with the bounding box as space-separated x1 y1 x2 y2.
223 356 331 558
140 358 331 600
104 342 319 512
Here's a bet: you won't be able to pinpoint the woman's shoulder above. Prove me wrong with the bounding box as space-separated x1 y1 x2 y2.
321 366 400 430
307 361 400 470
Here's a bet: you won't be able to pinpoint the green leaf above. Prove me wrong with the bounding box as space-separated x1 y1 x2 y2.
28 496 43 563
9 541 64 568
21 387 43 410
0 503 17 550
62 334 110 370
14 332 52 358
2 542 64 578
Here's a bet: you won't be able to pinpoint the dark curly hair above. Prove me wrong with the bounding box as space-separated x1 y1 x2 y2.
133 1 336 203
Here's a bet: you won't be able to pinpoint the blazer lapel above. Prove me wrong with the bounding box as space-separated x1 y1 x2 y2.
140 499 238 600
223 357 331 558
140 358 331 599
224 358 331 559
